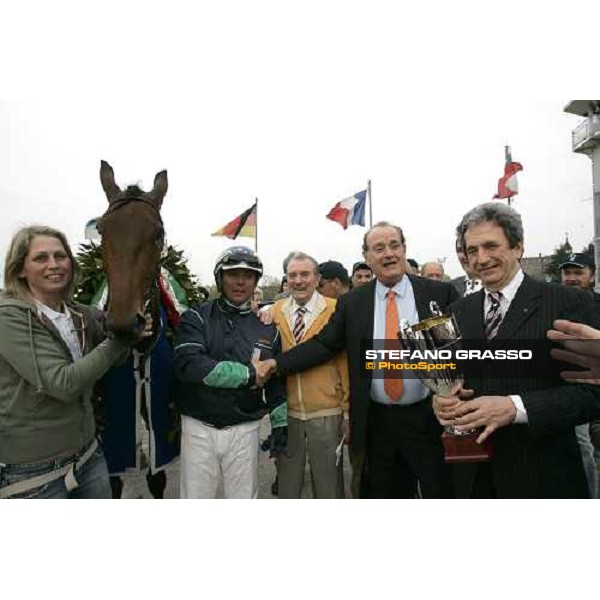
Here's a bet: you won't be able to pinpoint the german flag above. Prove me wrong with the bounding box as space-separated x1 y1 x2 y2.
211 203 257 239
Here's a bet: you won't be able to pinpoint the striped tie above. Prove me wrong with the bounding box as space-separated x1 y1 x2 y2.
293 306 307 344
485 291 503 340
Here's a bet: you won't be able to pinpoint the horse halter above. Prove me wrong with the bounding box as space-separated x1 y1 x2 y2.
99 195 165 343
98 195 165 246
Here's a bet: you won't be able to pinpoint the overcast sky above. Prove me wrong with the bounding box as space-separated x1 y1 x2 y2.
5 0 600 590
1 4 596 288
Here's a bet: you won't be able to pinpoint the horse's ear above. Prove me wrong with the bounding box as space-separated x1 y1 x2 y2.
100 160 121 202
151 170 168 208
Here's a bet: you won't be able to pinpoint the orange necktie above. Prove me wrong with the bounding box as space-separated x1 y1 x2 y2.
384 289 404 401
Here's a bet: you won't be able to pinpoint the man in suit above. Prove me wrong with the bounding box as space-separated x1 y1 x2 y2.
434 203 600 498
257 221 459 498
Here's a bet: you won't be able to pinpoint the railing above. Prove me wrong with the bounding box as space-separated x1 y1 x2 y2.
572 116 600 151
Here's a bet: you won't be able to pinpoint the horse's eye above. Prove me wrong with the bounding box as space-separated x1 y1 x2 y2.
155 229 165 248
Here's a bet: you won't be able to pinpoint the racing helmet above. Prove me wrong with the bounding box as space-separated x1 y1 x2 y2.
214 246 264 291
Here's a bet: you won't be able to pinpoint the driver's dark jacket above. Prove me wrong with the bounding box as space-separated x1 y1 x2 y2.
173 298 285 428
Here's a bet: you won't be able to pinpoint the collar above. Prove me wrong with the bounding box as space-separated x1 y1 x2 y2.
217 296 253 315
484 268 524 303
375 275 409 301
35 300 70 321
291 290 320 315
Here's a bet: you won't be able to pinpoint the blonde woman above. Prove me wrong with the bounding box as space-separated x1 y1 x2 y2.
0 225 138 499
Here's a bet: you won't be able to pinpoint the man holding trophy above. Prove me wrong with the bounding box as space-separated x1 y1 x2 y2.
257 222 459 498
432 203 600 498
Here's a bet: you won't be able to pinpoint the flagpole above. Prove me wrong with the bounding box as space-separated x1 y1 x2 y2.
254 197 258 254
368 180 373 228
505 146 513 207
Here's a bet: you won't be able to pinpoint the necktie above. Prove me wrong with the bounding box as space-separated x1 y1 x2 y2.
293 306 307 344
485 291 503 340
384 290 404 401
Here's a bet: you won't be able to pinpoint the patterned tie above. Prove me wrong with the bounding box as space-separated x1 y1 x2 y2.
384 290 404 401
485 291 503 340
293 306 307 344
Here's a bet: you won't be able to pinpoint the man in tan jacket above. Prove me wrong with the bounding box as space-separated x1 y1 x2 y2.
271 251 349 498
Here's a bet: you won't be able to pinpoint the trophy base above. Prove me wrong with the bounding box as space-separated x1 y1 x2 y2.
441 431 493 464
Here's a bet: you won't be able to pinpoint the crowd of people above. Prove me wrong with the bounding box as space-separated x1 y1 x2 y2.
2 201 600 499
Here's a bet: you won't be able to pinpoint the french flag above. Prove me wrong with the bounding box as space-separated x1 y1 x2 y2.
326 189 367 230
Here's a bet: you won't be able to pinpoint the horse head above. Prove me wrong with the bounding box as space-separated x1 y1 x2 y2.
98 160 167 342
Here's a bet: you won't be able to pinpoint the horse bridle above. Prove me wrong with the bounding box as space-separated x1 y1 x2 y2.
99 195 165 348
98 195 165 253
101 195 163 219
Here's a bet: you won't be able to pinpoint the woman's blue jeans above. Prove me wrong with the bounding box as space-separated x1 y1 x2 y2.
0 441 112 499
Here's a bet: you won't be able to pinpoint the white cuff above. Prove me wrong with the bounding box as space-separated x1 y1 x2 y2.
509 395 528 424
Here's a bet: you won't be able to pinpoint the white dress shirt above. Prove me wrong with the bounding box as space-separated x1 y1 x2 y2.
370 277 429 406
288 291 321 336
482 269 528 423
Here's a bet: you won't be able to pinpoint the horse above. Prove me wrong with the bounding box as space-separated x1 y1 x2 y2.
98 160 167 342
94 160 180 498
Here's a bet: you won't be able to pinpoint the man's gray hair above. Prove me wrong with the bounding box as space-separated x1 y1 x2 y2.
421 261 444 275
284 251 320 275
457 202 524 250
362 221 406 253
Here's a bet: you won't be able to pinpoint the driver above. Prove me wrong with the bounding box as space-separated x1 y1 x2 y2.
173 246 287 498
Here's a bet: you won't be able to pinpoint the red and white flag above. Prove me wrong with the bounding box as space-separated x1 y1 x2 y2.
494 146 523 199
494 161 523 199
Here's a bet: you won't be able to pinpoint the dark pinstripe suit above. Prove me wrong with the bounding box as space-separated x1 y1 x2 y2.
452 275 600 498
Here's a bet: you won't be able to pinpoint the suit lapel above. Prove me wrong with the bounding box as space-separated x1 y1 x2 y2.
408 274 435 320
493 274 541 343
456 291 486 339
361 279 376 342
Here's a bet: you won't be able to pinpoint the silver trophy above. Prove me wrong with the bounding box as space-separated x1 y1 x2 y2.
398 301 463 397
398 302 491 463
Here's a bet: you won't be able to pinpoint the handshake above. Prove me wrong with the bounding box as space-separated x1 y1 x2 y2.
252 358 278 388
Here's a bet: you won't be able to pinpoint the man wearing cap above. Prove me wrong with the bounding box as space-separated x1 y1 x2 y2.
560 253 599 302
559 252 600 498
405 258 419 275
351 261 373 288
318 260 351 299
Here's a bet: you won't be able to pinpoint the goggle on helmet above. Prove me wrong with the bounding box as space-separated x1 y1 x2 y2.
214 246 264 289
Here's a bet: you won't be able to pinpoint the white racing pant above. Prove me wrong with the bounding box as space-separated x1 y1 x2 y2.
180 415 261 499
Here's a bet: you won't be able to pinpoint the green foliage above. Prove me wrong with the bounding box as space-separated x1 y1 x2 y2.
161 246 202 305
74 242 105 305
74 242 201 306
